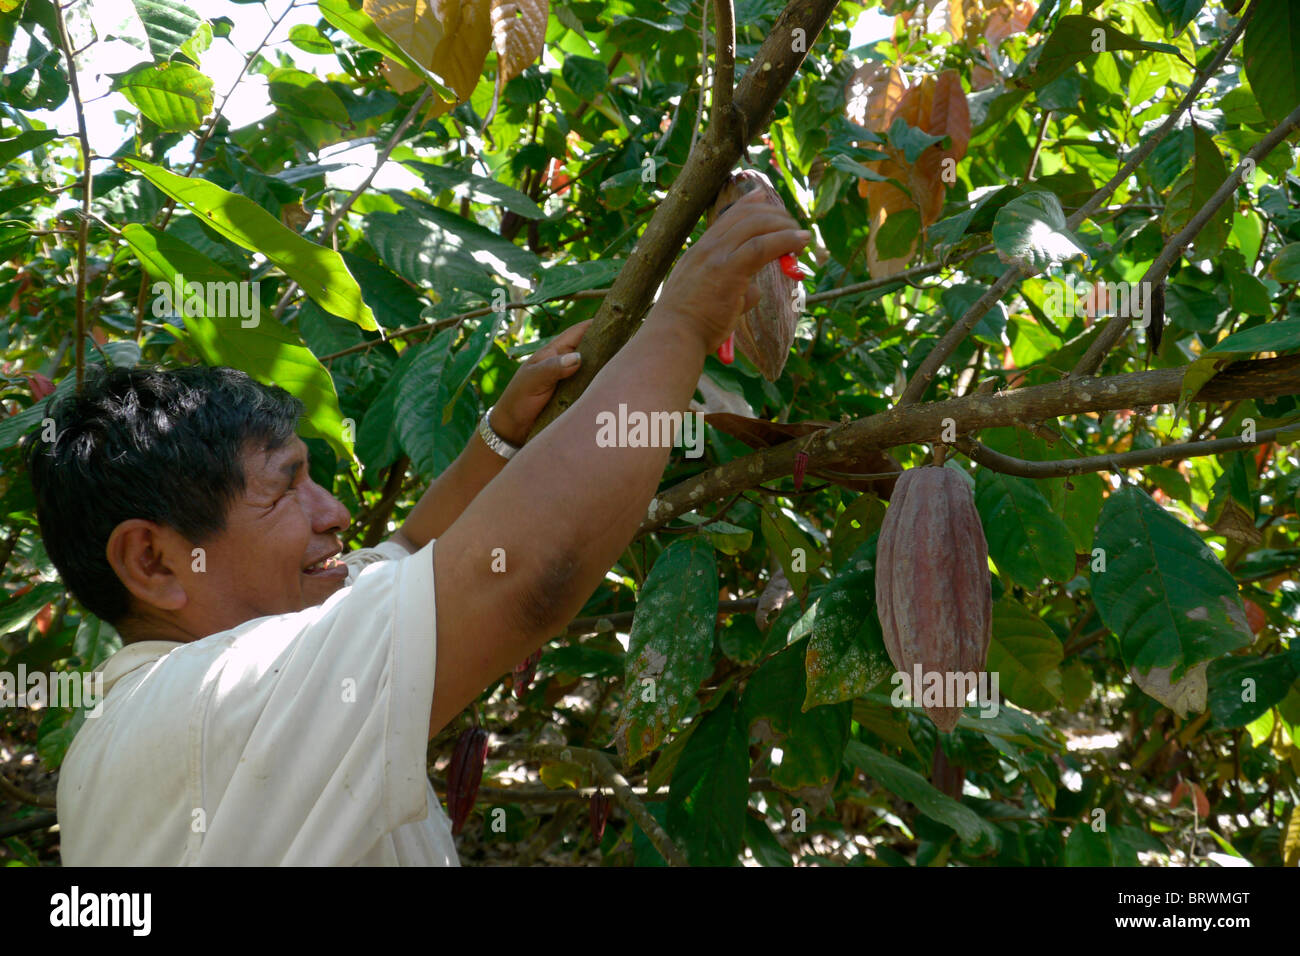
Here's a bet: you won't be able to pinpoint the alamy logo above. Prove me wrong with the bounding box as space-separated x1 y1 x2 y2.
890 665 1000 720
151 273 261 328
1043 275 1154 326
49 886 151 936
594 404 706 459
0 665 104 717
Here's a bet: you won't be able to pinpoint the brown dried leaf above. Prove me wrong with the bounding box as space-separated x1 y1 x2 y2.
487 0 548 123
844 62 906 133
365 0 448 94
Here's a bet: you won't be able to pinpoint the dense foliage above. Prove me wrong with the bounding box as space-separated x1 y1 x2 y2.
1 0 1298 866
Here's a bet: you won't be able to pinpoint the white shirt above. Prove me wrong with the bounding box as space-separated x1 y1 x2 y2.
57 539 460 866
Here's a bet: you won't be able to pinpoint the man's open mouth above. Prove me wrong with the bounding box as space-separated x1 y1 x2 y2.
303 553 345 576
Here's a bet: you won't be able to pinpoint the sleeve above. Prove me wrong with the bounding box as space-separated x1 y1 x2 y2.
191 537 438 866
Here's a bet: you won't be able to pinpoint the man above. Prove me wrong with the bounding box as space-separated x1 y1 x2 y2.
25 189 808 864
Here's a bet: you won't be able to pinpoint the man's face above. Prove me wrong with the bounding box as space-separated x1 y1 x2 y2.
182 437 352 634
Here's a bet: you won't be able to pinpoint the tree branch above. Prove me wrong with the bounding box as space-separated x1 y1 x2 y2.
639 356 1300 533
953 422 1296 479
52 0 91 392
524 0 842 439
712 0 736 119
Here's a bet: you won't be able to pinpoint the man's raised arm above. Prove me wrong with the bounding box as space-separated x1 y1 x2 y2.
427 190 809 737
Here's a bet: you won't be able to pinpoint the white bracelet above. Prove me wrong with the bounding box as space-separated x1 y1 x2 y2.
478 405 520 460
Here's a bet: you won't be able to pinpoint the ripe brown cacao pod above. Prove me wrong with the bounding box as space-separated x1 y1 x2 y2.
446 727 489 835
589 791 611 841
874 465 992 732
707 169 800 382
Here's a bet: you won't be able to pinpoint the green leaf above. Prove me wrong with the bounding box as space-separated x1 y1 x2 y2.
875 207 920 260
992 191 1087 271
129 0 201 61
390 330 465 476
886 116 945 163
356 345 424 473
525 259 623 304
1091 484 1252 682
988 599 1064 711
288 23 334 55
1204 318 1300 356
975 470 1077 588
742 640 850 792
803 565 892 709
113 61 213 131
0 129 58 166
120 158 378 331
665 696 749 866
267 67 350 126
699 519 752 556
1024 15 1181 90
561 54 607 99
744 812 794 866
844 740 999 847
1064 824 1113 866
1243 0 1300 123
1128 54 1170 106
0 183 47 216
73 615 122 670
120 223 355 461
406 160 545 219
941 283 1007 346
1161 125 1230 260
615 538 718 765
0 581 61 634
369 195 539 295
1207 650 1300 728
1153 0 1205 35
1267 243 1300 281
440 312 500 424
761 509 822 598
317 0 453 100
1226 270 1272 316
830 494 884 572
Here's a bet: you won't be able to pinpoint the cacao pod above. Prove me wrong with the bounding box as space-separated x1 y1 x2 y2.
874 465 991 732
446 727 489 835
589 791 611 841
707 169 800 381
512 647 543 700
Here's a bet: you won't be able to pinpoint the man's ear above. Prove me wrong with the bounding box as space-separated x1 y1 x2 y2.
105 519 191 614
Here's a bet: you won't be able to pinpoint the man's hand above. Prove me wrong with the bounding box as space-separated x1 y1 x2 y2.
488 320 591 445
649 188 811 354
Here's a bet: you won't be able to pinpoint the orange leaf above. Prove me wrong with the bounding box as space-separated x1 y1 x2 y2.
845 62 906 134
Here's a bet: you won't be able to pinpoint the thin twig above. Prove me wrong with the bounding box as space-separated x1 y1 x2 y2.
0 772 56 809
953 422 1297 479
274 88 434 320
896 4 1257 407
1071 100 1300 378
52 1 91 392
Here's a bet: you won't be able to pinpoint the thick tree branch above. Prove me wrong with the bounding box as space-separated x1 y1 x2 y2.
640 356 1300 532
712 0 736 119
525 0 842 439
1071 100 1300 377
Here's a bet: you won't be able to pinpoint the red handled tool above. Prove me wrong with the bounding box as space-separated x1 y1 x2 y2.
716 333 735 364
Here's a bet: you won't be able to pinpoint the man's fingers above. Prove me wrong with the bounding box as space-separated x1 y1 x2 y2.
528 320 592 363
733 228 812 276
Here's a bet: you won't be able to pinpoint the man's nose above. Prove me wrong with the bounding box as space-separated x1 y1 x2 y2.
306 480 351 535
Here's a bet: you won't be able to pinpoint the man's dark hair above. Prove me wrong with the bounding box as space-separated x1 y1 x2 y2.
23 364 305 625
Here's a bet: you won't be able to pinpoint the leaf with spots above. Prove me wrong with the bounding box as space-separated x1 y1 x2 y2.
613 538 718 765
803 565 892 710
1092 484 1252 683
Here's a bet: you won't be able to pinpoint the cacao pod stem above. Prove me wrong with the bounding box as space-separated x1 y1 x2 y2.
778 252 807 280
792 451 809 492
589 791 611 841
512 648 543 700
446 727 490 835
716 333 735 364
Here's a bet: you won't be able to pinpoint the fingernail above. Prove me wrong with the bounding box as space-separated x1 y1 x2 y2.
561 353 581 367
797 230 811 240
